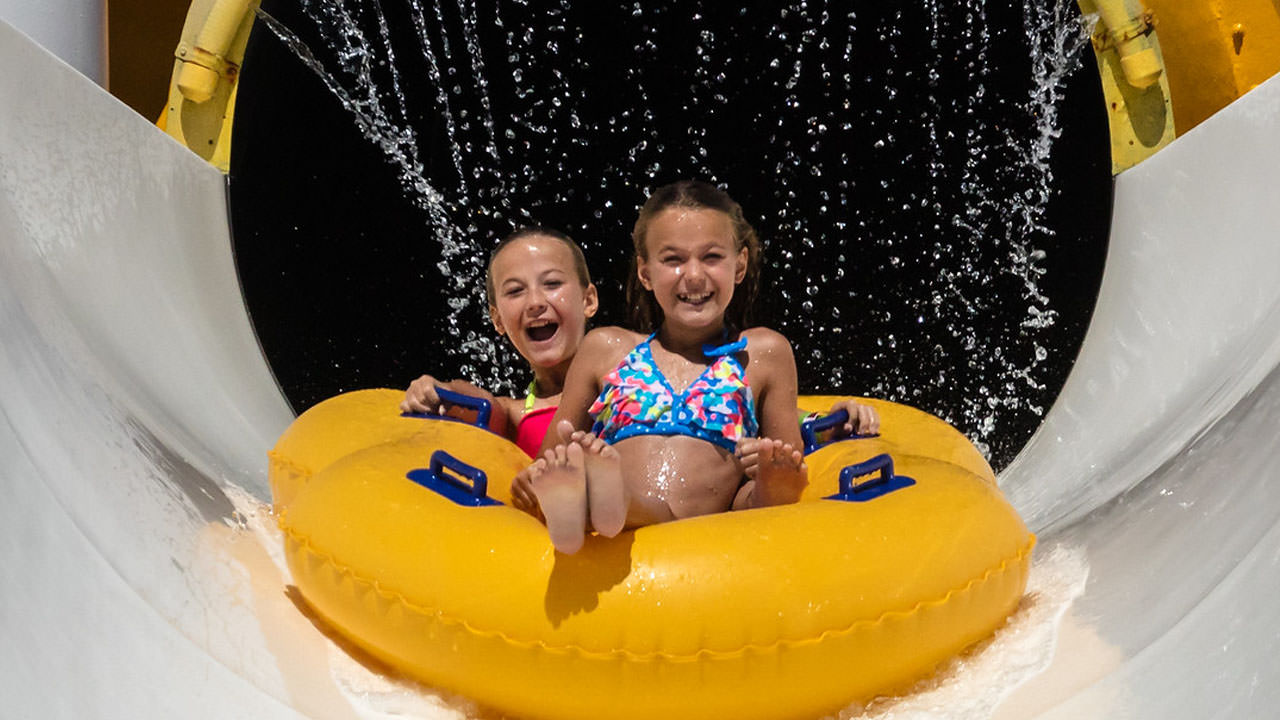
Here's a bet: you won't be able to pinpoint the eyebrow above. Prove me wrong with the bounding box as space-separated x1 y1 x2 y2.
654 239 732 254
501 267 567 286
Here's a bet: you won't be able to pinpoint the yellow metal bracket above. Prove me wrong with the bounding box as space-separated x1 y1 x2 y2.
1090 7 1161 88
1078 0 1175 174
158 0 259 172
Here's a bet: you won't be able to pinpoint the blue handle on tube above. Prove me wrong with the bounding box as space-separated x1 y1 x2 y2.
406 450 501 507
801 409 878 454
401 385 493 430
824 453 915 503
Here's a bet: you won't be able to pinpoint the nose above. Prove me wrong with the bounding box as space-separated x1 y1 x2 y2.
526 285 548 313
682 259 706 285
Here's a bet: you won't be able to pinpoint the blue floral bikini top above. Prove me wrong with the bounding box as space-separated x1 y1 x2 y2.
588 333 758 452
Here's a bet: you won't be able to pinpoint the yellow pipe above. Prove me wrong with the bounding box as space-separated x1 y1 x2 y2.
1077 0 1175 173
160 0 257 171
1090 0 1163 88
175 0 255 103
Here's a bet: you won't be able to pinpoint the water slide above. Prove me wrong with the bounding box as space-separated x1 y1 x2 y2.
3 11 1280 719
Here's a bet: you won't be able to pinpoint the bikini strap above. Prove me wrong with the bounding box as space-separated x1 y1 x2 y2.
701 335 747 358
524 380 537 412
646 330 745 359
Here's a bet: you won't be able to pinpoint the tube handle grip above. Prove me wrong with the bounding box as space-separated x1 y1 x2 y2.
402 385 493 430
433 386 493 429
406 450 501 507
825 453 915 503
801 409 878 453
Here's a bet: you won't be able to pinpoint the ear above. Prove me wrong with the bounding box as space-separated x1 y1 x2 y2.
489 305 506 336
637 257 653 291
583 283 600 319
733 246 749 284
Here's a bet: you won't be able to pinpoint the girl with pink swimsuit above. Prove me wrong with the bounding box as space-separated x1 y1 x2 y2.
403 216 880 543
401 227 598 460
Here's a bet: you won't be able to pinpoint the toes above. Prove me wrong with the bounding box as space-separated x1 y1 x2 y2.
779 442 802 466
556 419 576 443
566 439 585 468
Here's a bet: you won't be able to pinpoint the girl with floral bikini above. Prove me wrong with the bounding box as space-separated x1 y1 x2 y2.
529 180 825 553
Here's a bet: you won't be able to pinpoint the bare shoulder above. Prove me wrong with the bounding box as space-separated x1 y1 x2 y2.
494 394 525 420
742 326 796 356
579 326 645 367
741 327 798 390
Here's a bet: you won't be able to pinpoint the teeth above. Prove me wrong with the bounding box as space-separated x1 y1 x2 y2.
679 293 711 303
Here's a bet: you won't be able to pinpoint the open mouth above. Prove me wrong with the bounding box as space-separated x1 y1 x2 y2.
525 322 559 342
678 292 713 306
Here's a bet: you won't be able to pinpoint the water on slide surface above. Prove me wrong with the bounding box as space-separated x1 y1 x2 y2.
3 17 1280 719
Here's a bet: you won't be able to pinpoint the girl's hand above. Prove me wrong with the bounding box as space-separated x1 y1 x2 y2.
828 399 880 437
510 463 544 521
400 374 444 414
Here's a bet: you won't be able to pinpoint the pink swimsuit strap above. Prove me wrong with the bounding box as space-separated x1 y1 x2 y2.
515 405 557 458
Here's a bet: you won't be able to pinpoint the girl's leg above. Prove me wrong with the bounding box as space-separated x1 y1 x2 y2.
528 443 588 554
556 421 627 537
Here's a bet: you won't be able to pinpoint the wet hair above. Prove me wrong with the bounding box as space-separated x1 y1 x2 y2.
485 226 592 308
626 180 762 332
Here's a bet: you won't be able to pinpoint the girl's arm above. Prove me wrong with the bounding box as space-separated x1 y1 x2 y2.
747 329 805 449
534 327 631 456
401 375 515 438
513 327 631 518
733 328 807 510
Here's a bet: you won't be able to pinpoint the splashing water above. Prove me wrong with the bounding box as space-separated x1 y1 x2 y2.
250 0 1104 467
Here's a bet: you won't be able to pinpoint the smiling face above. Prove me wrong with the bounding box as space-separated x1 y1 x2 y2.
636 207 747 335
488 235 598 372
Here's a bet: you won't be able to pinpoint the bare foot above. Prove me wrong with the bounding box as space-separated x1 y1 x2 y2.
753 438 808 507
530 443 588 554
734 437 765 480
556 420 627 537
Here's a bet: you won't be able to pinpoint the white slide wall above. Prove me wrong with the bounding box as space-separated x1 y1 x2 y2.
4 18 1280 718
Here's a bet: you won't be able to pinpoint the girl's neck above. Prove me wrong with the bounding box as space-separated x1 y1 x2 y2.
529 361 569 399
656 321 730 356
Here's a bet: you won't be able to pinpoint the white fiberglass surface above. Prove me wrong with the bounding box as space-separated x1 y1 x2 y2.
3 18 1280 719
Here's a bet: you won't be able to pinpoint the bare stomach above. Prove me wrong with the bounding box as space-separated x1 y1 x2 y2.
611 434 744 527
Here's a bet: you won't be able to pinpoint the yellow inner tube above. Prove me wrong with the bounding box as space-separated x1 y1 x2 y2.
270 389 1033 720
